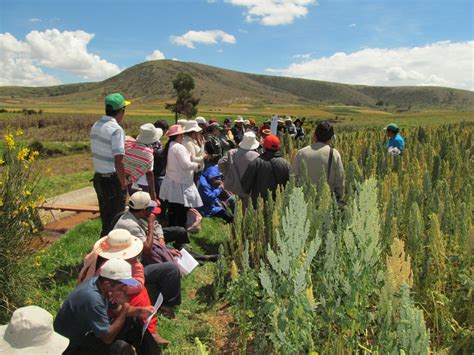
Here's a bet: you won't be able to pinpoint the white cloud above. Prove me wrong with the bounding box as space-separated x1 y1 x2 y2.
145 49 165 61
266 41 474 90
349 23 356 27
0 29 121 86
293 53 312 61
226 0 316 26
170 30 236 49
29 18 42 23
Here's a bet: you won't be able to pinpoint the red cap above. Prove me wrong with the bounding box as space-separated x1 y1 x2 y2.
263 134 280 151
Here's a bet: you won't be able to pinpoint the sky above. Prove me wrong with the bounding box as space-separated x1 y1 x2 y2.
0 0 473 90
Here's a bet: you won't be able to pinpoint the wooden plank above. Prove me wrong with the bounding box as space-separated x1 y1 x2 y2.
40 204 100 213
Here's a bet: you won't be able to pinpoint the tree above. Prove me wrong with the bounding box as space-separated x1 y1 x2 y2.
165 73 200 123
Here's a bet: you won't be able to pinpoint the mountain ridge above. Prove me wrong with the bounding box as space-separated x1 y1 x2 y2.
1 60 473 110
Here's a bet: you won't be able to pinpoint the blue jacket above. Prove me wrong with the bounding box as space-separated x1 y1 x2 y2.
387 133 405 152
198 165 224 217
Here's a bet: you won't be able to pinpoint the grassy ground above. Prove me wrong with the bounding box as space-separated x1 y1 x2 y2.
26 216 234 353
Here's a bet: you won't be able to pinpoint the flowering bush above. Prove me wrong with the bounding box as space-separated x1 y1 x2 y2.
0 130 42 322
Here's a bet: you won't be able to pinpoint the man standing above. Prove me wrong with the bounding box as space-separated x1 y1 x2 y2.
241 134 290 207
231 116 245 145
218 131 260 209
54 259 160 354
91 93 130 237
292 121 345 202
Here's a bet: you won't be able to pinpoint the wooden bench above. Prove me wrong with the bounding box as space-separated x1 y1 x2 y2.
40 204 100 214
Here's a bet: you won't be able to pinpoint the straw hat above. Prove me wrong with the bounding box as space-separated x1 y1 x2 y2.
94 229 143 260
235 116 245 123
166 124 185 137
239 132 260 150
0 306 69 354
285 116 292 122
137 123 163 145
183 120 202 133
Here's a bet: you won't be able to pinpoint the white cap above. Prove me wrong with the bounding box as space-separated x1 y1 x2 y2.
239 132 260 150
195 117 207 124
99 259 140 286
183 120 202 133
0 306 69 354
137 123 163 145
94 229 144 261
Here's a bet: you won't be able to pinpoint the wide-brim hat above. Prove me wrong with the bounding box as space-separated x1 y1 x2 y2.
0 306 69 355
167 124 185 137
183 120 203 133
94 229 143 260
235 116 245 123
137 123 163 145
239 132 260 150
195 117 207 124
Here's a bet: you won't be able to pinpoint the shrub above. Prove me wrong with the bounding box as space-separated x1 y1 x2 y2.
0 130 42 322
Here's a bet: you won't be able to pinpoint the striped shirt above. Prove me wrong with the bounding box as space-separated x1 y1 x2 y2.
124 141 154 183
90 116 125 173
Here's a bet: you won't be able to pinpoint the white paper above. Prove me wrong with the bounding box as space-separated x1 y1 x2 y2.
141 293 163 340
175 248 199 275
270 115 278 135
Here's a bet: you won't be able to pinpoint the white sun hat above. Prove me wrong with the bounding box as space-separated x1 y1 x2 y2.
137 123 163 145
195 117 207 124
94 229 143 261
243 120 250 125
235 116 245 123
177 119 188 128
0 306 69 354
183 120 202 133
239 132 260 150
99 259 140 287
285 116 292 122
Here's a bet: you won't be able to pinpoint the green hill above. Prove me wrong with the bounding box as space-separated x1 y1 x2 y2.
1 60 473 110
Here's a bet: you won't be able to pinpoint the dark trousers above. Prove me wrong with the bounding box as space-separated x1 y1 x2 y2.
93 173 126 237
163 226 190 247
144 262 181 307
63 316 161 355
167 202 189 228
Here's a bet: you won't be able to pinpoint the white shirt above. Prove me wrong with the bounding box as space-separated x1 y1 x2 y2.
90 116 124 173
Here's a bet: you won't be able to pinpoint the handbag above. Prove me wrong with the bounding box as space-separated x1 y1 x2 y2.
186 208 202 233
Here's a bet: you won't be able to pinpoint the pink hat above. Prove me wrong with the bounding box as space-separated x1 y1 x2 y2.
166 124 184 137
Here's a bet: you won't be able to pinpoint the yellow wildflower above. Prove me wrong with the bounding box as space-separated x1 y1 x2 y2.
4 133 15 149
32 228 38 233
0 158 4 165
24 190 31 196
15 128 24 136
25 298 33 305
28 150 39 162
17 147 30 161
19 204 29 212
34 256 42 267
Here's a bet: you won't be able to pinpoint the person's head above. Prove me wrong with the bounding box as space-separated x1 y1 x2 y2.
261 128 271 138
223 118 232 126
248 118 256 127
243 120 251 128
262 134 281 152
97 258 140 296
94 229 144 261
235 116 244 126
166 124 185 143
136 123 163 146
208 123 221 136
315 121 334 143
183 120 202 139
385 123 399 138
154 119 169 135
277 119 284 127
222 124 231 133
127 191 161 218
294 118 303 127
195 117 207 130
204 166 223 187
105 93 130 124
239 131 260 151
285 116 293 126
0 306 69 354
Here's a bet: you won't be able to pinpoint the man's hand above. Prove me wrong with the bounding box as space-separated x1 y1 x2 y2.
158 238 166 247
109 289 129 306
169 249 182 258
148 212 156 225
138 306 154 318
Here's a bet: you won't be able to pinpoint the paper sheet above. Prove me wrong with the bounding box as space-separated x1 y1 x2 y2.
141 293 163 341
175 248 199 275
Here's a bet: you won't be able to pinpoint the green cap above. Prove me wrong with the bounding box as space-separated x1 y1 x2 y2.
385 123 399 133
105 93 131 110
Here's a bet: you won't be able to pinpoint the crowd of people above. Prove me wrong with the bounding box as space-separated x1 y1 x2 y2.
0 92 405 354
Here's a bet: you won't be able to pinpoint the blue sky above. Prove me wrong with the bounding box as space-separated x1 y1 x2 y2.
1 0 473 89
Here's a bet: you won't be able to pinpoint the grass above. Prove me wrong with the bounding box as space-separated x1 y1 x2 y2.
38 171 93 198
24 216 233 353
